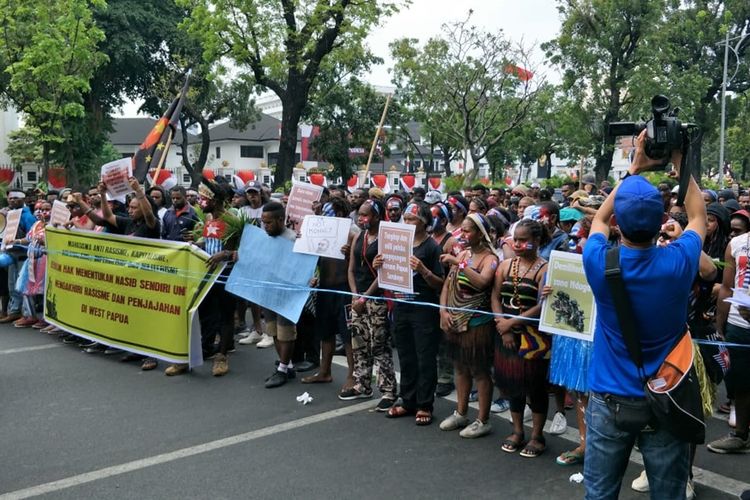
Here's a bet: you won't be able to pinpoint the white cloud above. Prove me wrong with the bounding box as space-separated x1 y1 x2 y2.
365 0 562 86
117 0 562 117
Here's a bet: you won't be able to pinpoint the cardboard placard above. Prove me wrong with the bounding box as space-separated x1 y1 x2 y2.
50 200 71 227
377 221 415 294
539 251 597 341
101 158 133 201
285 182 323 235
293 215 352 260
2 209 22 249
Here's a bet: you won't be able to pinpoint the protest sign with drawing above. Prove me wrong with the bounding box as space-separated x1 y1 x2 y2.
101 158 133 200
285 182 323 235
50 200 71 227
293 215 352 260
377 221 415 294
539 251 597 341
2 209 22 249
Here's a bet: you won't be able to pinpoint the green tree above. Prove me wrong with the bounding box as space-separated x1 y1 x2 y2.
391 13 539 186
5 126 43 167
178 0 401 187
543 0 664 183
304 78 387 181
0 0 107 178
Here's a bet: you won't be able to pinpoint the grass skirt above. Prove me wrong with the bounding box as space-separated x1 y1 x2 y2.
494 340 550 398
445 322 494 373
548 336 592 393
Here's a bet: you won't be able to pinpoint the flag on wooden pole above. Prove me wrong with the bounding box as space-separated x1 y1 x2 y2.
132 72 191 182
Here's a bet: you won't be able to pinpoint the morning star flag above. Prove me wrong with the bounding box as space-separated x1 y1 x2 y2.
132 72 191 182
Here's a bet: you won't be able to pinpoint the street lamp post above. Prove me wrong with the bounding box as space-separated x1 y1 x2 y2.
718 30 749 189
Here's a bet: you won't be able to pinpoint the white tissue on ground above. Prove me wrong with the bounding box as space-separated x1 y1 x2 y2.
296 392 313 405
569 473 584 484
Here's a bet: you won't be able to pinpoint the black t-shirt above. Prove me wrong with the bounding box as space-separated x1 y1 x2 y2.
394 237 444 305
108 215 161 239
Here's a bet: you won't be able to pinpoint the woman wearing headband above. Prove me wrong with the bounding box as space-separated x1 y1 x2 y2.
374 202 444 425
438 213 499 438
342 198 397 410
492 218 551 458
446 193 469 255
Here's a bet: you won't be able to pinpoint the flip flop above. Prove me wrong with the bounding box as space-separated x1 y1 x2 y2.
301 373 333 384
415 410 433 426
520 437 546 458
556 449 584 466
501 432 526 453
386 405 415 419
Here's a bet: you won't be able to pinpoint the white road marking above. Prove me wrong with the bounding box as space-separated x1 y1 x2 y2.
0 344 62 355
0 400 376 500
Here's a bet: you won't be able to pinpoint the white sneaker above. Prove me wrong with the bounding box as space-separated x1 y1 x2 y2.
236 328 250 338
631 470 649 492
459 419 492 438
523 405 532 422
686 479 695 500
549 411 567 435
729 404 736 428
439 410 470 431
256 334 275 349
238 331 263 345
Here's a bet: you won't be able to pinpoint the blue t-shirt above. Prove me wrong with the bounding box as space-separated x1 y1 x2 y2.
582 231 701 397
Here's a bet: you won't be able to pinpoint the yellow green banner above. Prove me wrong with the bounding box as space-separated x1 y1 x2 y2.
44 227 223 366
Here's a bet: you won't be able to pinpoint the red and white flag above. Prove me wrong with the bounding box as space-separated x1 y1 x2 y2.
48 167 67 191
0 167 17 187
235 169 256 184
427 177 444 193
400 174 416 192
148 168 177 190
370 173 390 194
308 172 327 187
346 174 360 193
202 168 216 181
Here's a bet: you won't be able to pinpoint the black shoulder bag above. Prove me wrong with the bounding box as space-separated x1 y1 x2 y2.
605 246 706 444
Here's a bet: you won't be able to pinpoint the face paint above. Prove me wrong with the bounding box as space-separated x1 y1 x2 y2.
513 242 535 252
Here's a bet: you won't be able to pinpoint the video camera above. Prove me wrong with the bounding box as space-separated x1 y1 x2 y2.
607 95 700 206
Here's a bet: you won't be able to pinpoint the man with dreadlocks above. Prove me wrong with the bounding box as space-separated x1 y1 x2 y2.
165 178 242 377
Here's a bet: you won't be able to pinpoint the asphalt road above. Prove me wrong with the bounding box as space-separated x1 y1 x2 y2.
1 325 748 500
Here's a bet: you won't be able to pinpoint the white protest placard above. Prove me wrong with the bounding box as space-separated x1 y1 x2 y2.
377 221 415 294
100 158 133 200
285 182 324 235
49 200 71 227
2 209 22 249
293 215 352 260
539 251 597 341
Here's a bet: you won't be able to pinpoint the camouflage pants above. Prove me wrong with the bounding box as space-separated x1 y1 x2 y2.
350 300 396 399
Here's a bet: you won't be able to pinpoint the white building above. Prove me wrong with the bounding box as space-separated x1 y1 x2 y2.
0 106 20 167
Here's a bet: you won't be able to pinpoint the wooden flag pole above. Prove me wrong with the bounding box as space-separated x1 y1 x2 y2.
364 94 392 176
149 129 174 187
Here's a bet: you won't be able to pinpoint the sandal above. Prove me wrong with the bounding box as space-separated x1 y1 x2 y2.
520 436 546 458
415 410 433 426
141 358 158 371
386 405 415 419
556 448 584 466
501 432 526 453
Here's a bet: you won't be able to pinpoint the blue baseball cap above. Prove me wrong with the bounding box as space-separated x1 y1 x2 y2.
614 176 663 239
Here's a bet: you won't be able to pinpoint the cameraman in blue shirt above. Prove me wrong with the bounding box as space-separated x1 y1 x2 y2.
582 130 705 499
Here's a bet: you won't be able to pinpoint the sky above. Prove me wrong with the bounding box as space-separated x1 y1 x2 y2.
118 0 563 117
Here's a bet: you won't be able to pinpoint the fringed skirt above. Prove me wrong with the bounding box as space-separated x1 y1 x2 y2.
445 322 495 373
494 340 550 398
548 336 592 393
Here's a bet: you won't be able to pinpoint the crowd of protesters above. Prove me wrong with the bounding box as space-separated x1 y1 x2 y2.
1 136 749 498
